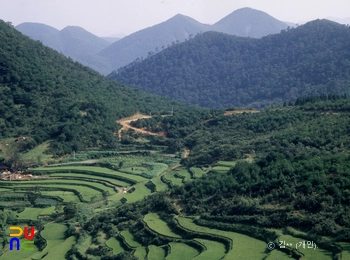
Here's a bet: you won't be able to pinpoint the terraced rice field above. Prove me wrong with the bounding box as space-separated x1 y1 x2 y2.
166 242 199 260
106 237 125 255
31 223 68 260
50 173 130 187
193 239 226 260
150 177 169 191
40 191 80 202
144 213 181 238
163 171 184 187
31 166 148 183
17 207 55 220
175 169 192 181
147 245 166 260
176 217 267 260
133 246 147 259
189 167 204 178
120 230 142 248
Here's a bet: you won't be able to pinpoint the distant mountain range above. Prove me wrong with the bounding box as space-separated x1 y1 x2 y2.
109 19 350 108
15 7 290 75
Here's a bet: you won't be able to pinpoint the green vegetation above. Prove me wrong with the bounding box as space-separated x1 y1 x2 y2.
111 20 350 108
147 245 166 260
193 239 226 260
144 213 181 238
120 230 142 248
105 237 125 255
166 242 199 260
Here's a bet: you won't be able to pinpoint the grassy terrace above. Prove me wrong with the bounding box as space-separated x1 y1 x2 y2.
166 242 199 260
30 166 148 183
193 239 226 260
176 217 267 260
120 230 142 248
0 179 116 195
12 184 102 202
50 173 130 187
144 213 181 238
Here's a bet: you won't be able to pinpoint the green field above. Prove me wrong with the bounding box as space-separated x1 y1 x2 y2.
120 230 142 248
41 191 80 202
42 236 76 260
176 217 267 260
211 166 230 173
17 207 49 220
144 213 181 238
31 166 148 183
189 167 204 178
147 245 166 260
175 169 192 181
216 161 237 167
134 246 147 259
31 223 68 260
166 242 199 260
50 173 130 187
106 237 125 255
193 239 226 260
150 177 169 191
163 171 183 187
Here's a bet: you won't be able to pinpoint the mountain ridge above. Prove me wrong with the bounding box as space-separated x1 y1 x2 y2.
16 7 289 75
109 19 350 108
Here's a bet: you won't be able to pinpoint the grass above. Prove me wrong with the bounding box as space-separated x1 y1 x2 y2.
32 223 67 260
41 236 76 260
150 177 169 191
175 169 192 181
120 230 142 248
0 243 39 260
3 179 116 195
17 208 46 220
193 239 226 260
163 171 183 187
22 141 53 164
265 249 292 259
176 217 267 260
337 242 350 259
50 173 130 187
216 161 237 167
109 182 152 203
144 213 181 238
211 166 230 173
106 237 125 255
41 191 80 203
31 166 147 183
134 246 147 259
190 167 204 178
278 235 332 260
166 242 199 260
14 184 102 202
147 245 166 260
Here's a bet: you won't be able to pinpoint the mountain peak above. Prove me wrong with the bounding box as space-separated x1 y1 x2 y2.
213 7 288 38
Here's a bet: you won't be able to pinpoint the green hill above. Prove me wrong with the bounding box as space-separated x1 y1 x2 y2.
0 20 205 156
110 19 350 108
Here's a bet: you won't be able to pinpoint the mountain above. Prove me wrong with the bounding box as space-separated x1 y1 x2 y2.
98 14 212 74
213 7 289 37
15 8 290 74
109 19 350 108
15 23 112 74
0 20 202 156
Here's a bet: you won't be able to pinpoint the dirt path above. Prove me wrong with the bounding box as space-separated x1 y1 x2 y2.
117 113 164 139
183 147 190 159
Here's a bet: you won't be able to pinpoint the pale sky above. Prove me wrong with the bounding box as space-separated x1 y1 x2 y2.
1 0 349 37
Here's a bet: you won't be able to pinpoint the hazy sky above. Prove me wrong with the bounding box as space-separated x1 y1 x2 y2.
1 0 349 37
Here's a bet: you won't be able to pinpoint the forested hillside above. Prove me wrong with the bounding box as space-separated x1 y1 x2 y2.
0 20 208 156
70 97 350 259
111 20 350 108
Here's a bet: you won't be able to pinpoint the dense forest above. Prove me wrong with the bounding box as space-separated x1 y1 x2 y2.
67 97 350 259
110 20 350 108
0 20 212 156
